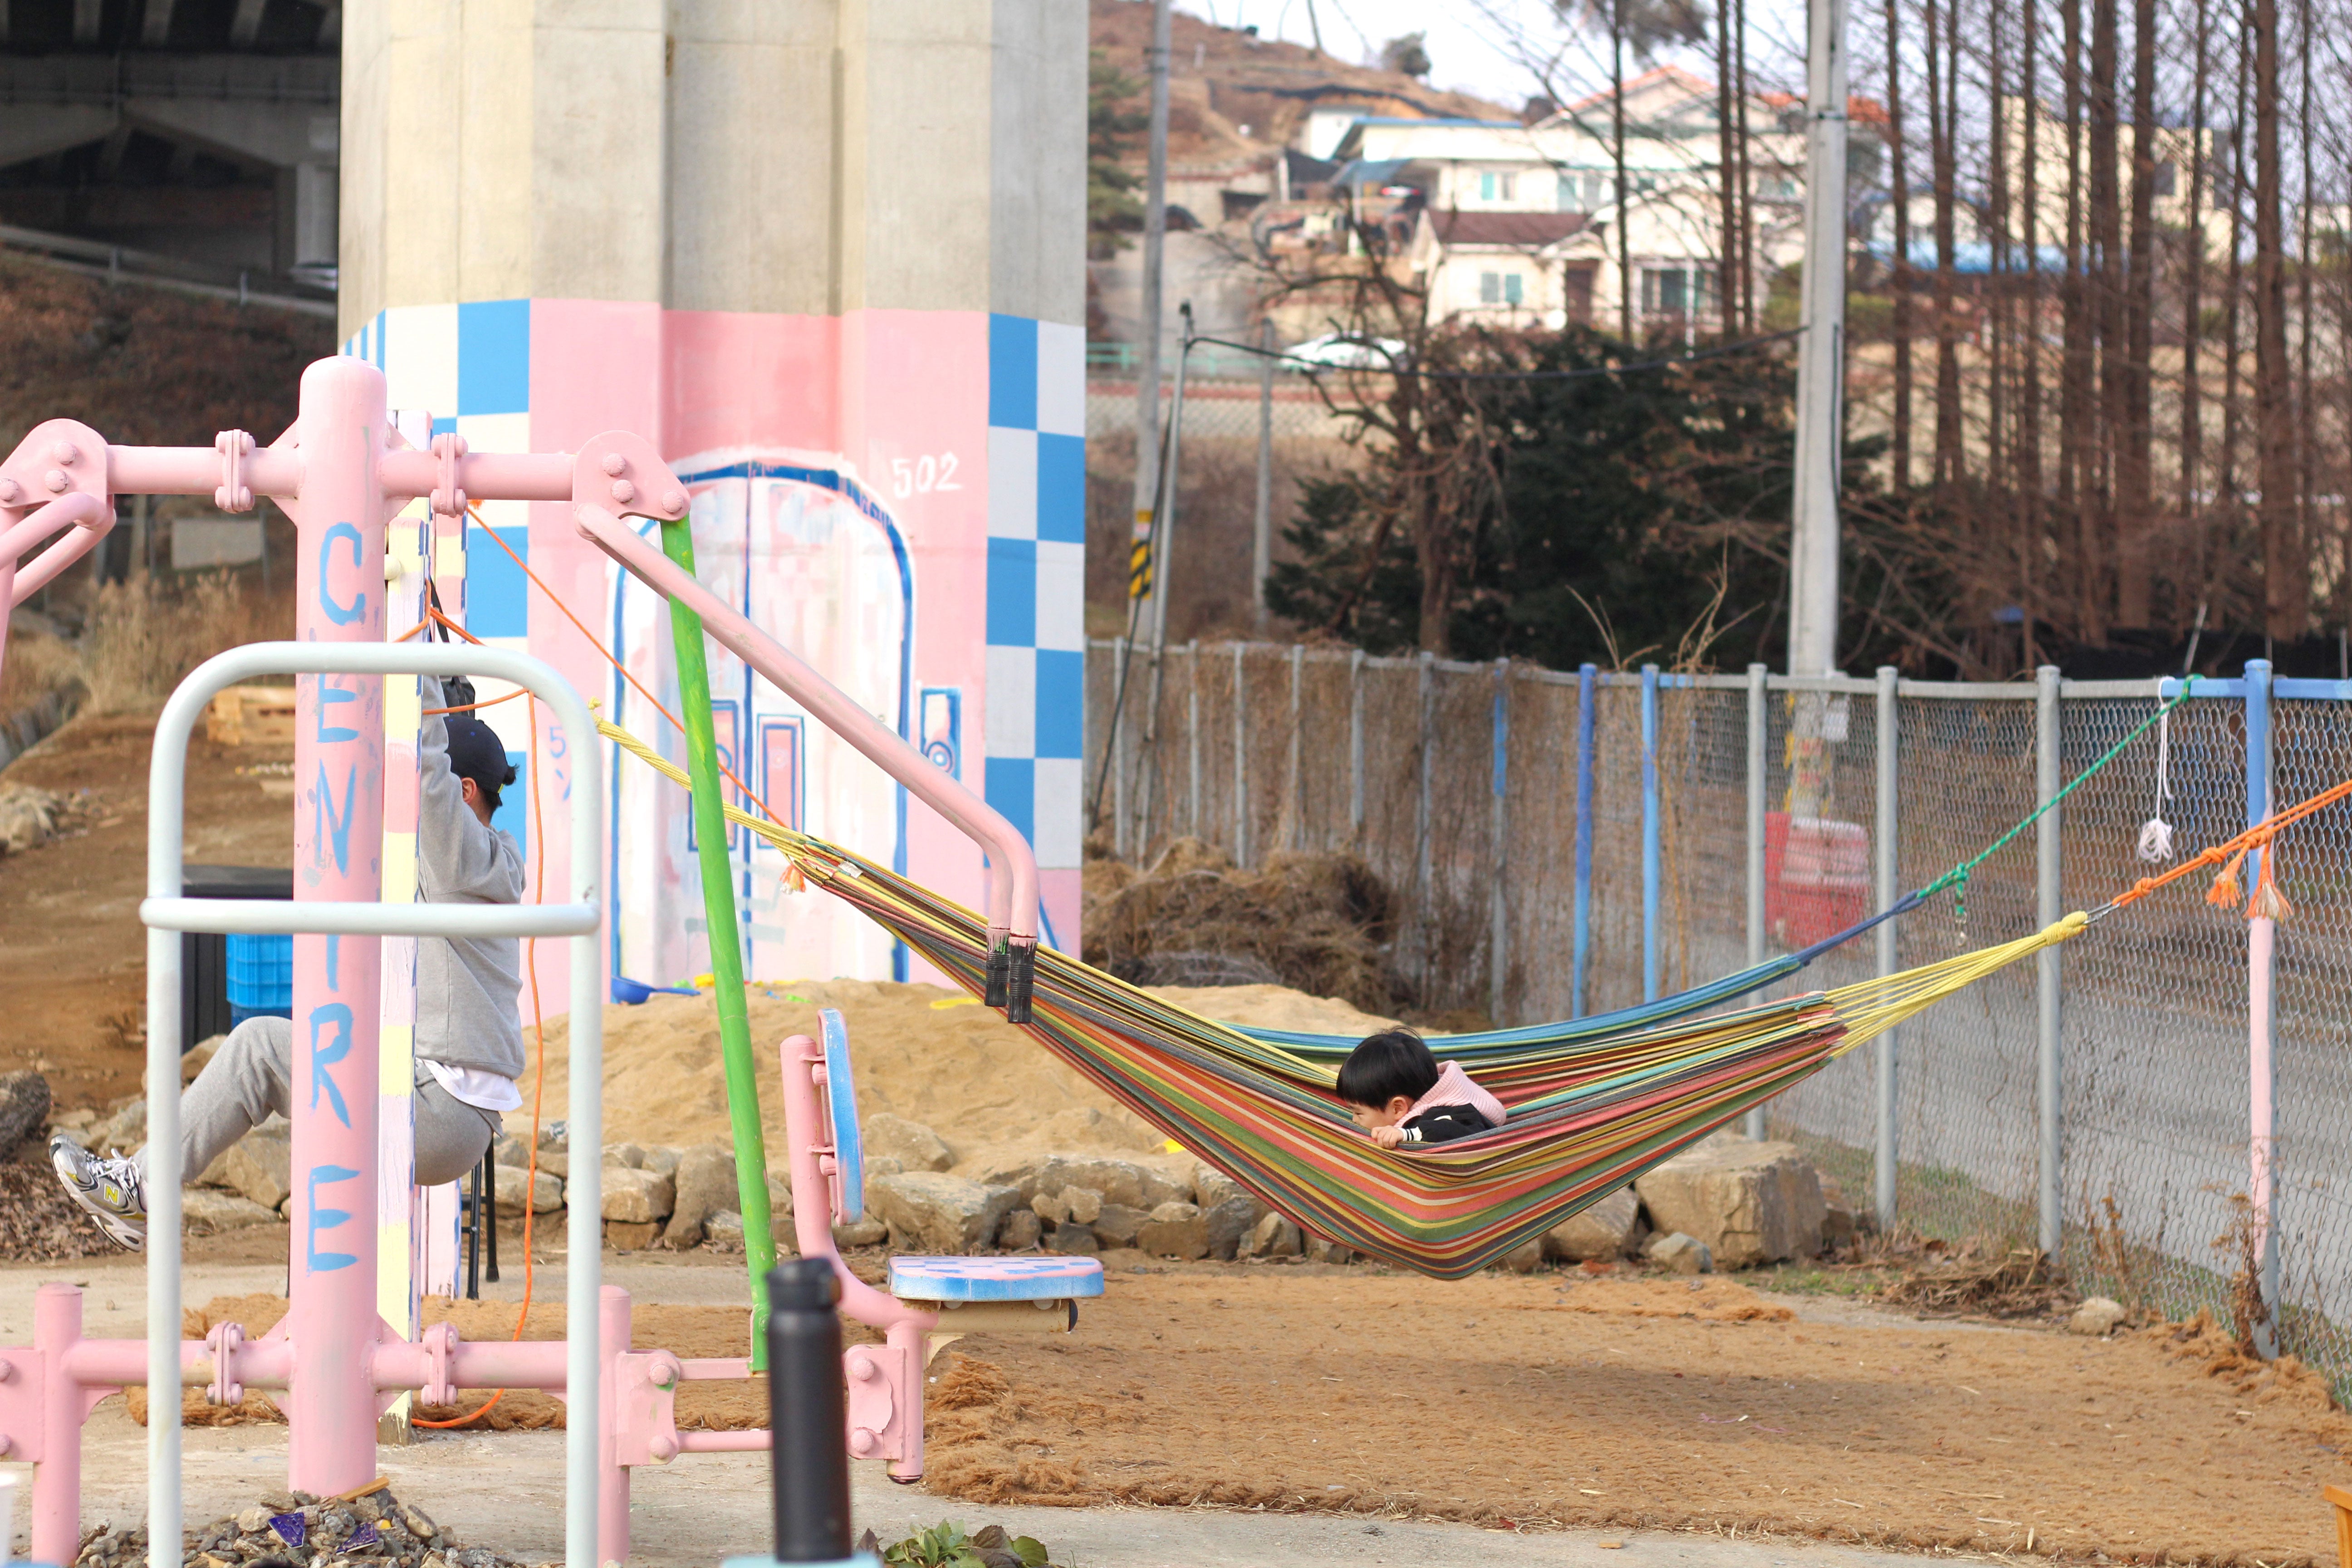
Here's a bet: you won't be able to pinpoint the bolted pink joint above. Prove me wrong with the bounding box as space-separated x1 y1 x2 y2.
420 1322 460 1408
569 433 689 524
213 429 255 512
431 431 470 517
205 1322 245 1406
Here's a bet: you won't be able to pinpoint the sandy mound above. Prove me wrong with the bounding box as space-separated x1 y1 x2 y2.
514 976 1391 1175
1143 983 1396 1037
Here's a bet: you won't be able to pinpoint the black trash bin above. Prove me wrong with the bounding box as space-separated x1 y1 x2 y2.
180 865 293 1052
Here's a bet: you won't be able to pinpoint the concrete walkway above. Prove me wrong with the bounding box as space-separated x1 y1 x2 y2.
0 1252 1940 1568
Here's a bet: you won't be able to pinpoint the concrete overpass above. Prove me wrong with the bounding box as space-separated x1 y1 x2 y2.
0 0 338 295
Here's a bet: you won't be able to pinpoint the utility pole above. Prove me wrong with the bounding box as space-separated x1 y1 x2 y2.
1787 0 1850 678
1128 0 1173 616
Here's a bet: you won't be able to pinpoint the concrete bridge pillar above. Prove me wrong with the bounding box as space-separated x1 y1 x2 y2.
338 0 1088 995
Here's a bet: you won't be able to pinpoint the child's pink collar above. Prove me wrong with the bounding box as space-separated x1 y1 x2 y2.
1406 1060 1506 1127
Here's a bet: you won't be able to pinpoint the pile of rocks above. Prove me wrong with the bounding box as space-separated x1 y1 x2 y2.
74 1483 532 1568
76 1080 1859 1277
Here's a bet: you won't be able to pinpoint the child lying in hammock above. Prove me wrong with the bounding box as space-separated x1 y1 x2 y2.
1338 1029 1507 1147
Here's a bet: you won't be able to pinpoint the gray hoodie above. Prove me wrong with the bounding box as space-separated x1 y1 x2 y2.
415 676 525 1079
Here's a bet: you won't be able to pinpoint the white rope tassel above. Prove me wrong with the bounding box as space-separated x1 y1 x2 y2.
2136 700 2176 863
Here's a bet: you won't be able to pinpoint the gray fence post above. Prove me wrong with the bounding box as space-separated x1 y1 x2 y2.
1286 643 1303 850
1348 649 1365 840
1744 662 1769 1140
1254 318 1274 625
1640 664 1661 1002
1490 660 1509 1024
2036 664 2062 1259
1232 642 1249 866
1186 641 1201 840
1874 665 1900 1232
1418 651 1435 981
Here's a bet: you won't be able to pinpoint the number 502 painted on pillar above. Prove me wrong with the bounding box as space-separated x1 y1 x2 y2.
889 453 960 499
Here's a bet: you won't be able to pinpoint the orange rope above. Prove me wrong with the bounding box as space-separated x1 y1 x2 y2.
462 505 789 830
423 687 528 717
2107 774 2352 913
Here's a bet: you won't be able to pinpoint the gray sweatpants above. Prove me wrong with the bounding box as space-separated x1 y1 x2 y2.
170 1015 501 1187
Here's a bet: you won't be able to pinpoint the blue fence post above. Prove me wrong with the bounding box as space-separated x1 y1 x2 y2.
1641 662 1661 1004
1573 663 1596 1018
2245 657 2280 1359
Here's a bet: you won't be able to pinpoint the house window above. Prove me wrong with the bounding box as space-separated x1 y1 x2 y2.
1642 266 1716 316
1479 170 1517 202
2154 160 2178 197
1479 271 1526 306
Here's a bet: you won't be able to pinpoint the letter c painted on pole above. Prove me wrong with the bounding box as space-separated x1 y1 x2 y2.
319 522 366 625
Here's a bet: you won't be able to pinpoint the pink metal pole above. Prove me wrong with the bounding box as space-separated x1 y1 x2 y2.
0 492 109 603
598 1288 632 1568
30 1285 82 1568
2249 912 2278 1344
571 503 1041 951
283 357 389 1494
775 1033 936 1478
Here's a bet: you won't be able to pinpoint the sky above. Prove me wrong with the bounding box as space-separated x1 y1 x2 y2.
1177 0 1808 118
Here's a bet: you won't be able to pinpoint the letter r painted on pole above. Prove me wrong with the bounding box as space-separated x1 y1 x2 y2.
309 1003 353 1127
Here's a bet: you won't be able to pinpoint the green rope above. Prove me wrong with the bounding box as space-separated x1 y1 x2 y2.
1915 675 2199 922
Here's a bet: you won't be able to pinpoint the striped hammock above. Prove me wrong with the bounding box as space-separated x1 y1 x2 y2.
603 720 2082 1278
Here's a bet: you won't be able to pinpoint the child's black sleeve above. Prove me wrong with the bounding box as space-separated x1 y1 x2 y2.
1400 1105 1496 1144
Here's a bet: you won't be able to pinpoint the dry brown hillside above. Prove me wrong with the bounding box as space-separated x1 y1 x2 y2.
0 254 331 454
1090 0 1519 163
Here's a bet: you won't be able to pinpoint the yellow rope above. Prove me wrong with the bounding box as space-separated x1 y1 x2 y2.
1823 911 2089 1056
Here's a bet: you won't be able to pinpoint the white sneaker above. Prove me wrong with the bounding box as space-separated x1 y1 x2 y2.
50 1134 146 1251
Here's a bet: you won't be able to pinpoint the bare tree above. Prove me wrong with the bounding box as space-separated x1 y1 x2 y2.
2090 0 2124 634
2179 0 2209 543
1927 0 1965 482
2252 0 2303 637
2118 0 2157 626
2060 0 2097 632
1889 0 1916 486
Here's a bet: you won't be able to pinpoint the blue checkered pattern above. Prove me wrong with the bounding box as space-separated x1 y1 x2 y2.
344 302 536 757
984 314 1086 873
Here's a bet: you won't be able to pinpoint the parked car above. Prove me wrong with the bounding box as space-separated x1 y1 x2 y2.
1282 332 1409 370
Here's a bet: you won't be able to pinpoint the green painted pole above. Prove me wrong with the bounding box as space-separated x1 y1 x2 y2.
660 516 776 1367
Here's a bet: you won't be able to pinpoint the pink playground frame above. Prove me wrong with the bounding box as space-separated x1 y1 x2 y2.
0 356 1043 1568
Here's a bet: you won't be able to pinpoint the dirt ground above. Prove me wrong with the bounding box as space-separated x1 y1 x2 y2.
919 1267 2343 1565
0 703 290 1109
108 1248 2349 1565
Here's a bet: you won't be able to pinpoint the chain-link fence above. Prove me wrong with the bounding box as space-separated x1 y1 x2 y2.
1086 642 2352 1388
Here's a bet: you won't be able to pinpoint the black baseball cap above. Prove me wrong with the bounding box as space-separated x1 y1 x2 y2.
444 710 517 814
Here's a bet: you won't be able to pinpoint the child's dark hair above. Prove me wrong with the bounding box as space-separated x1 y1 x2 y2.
1336 1029 1440 1109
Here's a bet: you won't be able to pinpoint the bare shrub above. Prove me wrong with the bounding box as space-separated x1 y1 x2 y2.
0 625 81 713
1081 835 1405 1015
81 571 289 712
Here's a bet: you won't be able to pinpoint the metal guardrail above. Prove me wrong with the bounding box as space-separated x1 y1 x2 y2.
0 223 334 318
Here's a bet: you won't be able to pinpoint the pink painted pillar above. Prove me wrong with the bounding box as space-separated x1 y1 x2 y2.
598 1287 632 1568
284 357 390 1494
29 1284 82 1567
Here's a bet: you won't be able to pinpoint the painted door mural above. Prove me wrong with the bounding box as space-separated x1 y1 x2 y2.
606 457 913 990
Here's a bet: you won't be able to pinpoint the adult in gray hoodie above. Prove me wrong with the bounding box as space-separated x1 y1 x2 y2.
51 675 525 1250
